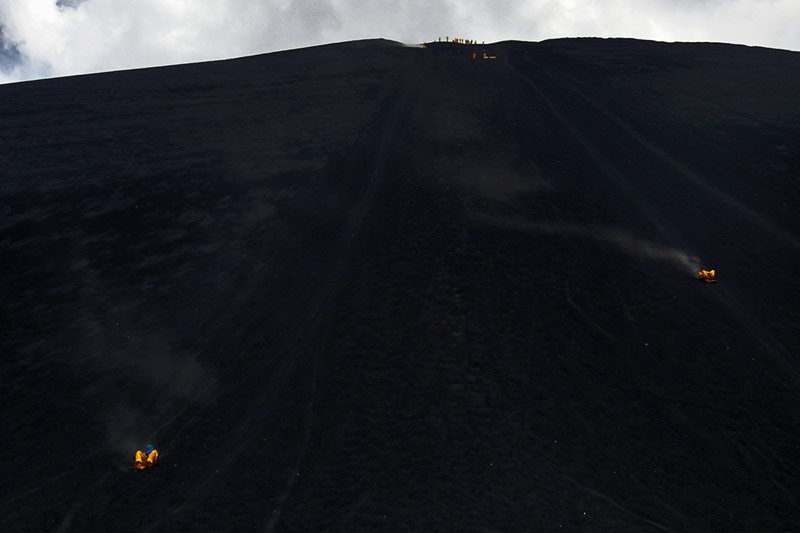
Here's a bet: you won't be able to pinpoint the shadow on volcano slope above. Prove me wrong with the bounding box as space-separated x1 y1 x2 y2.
1 37 799 531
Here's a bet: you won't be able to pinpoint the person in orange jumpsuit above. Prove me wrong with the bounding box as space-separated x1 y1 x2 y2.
133 443 159 470
698 269 716 283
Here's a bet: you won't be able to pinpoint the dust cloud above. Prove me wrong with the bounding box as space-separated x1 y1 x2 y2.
476 214 702 275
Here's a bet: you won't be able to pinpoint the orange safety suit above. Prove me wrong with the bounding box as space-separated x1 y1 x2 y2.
134 449 159 470
698 269 716 283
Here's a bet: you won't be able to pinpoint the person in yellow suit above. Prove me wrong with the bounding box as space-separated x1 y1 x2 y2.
697 268 716 283
134 443 159 470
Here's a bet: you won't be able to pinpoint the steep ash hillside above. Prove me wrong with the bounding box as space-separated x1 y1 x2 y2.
1 37 799 530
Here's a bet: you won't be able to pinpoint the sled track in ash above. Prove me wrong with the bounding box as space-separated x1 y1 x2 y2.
501 49 685 249
142 51 432 532
263 50 433 533
503 47 800 387
521 52 799 250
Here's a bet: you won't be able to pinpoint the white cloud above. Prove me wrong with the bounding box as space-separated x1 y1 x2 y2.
0 0 798 84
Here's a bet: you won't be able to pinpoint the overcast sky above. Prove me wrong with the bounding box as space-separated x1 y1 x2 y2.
1 0 798 84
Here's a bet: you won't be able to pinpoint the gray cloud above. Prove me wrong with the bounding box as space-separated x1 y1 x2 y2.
0 0 798 83
0 24 21 72
55 0 87 8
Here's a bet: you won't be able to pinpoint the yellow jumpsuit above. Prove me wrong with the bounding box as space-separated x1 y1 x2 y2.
134 449 159 470
698 269 716 283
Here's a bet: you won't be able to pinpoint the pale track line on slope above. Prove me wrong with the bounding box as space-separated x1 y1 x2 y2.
564 475 673 532
503 49 800 387
263 52 433 532
523 53 799 250
264 352 318 532
501 50 683 248
144 51 432 532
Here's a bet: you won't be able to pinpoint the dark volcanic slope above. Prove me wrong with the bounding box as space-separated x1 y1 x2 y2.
2 37 799 531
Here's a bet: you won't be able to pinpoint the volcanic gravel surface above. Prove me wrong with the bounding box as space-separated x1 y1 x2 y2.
2 38 799 530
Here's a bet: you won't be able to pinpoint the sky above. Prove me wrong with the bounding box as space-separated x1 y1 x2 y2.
0 0 798 84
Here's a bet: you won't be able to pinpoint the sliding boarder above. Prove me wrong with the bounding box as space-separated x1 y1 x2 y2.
697 268 716 283
133 443 159 470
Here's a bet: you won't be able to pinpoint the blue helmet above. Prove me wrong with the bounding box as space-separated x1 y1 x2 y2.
145 443 154 454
